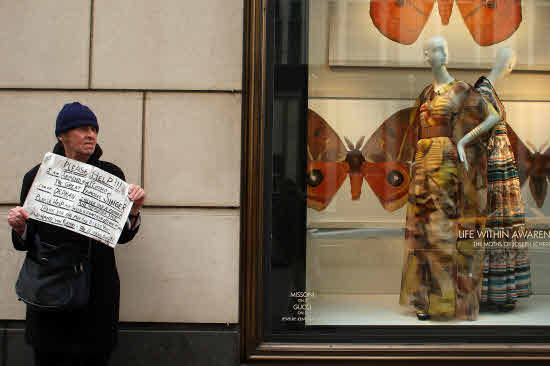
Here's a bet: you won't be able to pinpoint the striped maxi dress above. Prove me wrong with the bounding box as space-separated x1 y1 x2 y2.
475 76 531 306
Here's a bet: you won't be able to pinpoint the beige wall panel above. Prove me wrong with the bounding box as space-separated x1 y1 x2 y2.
1 208 240 321
0 0 90 88
310 66 550 101
0 220 26 319
144 93 241 206
0 91 143 204
92 0 243 90
530 247 550 295
307 233 403 295
307 233 550 296
116 208 239 323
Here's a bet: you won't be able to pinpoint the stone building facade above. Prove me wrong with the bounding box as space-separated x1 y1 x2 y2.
1 1 243 365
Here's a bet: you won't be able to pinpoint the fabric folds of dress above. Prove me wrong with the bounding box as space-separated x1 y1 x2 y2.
475 76 531 306
399 80 492 320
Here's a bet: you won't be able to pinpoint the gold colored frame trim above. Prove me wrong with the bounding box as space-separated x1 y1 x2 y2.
240 0 266 360
240 0 550 361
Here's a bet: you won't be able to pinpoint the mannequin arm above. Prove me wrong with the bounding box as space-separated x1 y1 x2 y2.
457 113 499 171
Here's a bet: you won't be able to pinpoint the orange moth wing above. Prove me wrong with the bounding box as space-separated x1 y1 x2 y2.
361 161 411 212
437 0 453 24
506 123 531 186
307 161 350 211
370 0 435 45
506 124 550 208
306 109 349 211
456 0 522 46
370 0 522 46
361 108 416 212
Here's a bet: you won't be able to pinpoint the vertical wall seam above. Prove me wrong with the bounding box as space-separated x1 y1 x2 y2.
88 0 95 89
141 92 147 189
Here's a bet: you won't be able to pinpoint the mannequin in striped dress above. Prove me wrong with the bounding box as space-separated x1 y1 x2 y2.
475 47 531 312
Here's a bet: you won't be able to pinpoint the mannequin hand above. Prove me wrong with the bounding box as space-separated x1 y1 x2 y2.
457 140 469 172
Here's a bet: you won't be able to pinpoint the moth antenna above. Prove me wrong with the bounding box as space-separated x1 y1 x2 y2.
356 136 366 150
317 139 330 160
540 140 550 152
344 136 355 151
526 140 537 153
307 145 314 161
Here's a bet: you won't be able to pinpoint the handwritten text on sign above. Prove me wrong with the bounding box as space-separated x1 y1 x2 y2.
23 153 133 247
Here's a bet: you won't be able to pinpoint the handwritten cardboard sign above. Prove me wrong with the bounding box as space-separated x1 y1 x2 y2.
23 153 133 247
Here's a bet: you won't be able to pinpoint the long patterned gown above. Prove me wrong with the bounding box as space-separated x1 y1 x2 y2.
475 76 531 308
399 80 497 320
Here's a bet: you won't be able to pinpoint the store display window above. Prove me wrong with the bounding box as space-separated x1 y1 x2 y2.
242 0 550 359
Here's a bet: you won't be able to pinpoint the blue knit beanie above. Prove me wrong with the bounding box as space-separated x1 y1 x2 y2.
55 102 99 137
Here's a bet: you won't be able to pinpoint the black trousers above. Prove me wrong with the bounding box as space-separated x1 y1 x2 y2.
34 349 112 366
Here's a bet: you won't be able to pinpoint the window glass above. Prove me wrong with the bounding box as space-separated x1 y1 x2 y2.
267 0 550 339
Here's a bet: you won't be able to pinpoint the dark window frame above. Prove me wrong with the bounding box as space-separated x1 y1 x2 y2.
240 0 550 361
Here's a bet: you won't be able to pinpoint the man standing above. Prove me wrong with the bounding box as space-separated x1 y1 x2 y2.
7 102 146 366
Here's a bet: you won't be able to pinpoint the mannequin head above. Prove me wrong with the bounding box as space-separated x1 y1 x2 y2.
424 36 449 67
496 46 517 77
486 46 516 85
423 36 449 68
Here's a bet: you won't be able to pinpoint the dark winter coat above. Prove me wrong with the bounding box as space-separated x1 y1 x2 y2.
11 142 139 353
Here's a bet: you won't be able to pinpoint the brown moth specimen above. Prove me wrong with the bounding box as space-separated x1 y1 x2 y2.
507 129 550 208
307 108 550 212
370 0 522 46
306 109 414 212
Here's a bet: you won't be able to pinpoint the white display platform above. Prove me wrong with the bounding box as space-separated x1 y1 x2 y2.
306 294 550 326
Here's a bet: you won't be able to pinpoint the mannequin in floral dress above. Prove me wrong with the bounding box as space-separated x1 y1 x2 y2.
399 36 500 321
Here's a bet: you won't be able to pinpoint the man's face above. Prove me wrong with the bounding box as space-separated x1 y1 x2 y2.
59 125 98 159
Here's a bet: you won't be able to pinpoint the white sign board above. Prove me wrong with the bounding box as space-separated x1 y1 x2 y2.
23 153 133 247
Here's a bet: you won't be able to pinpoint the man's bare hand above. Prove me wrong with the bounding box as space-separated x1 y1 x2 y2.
128 184 146 215
8 206 29 236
